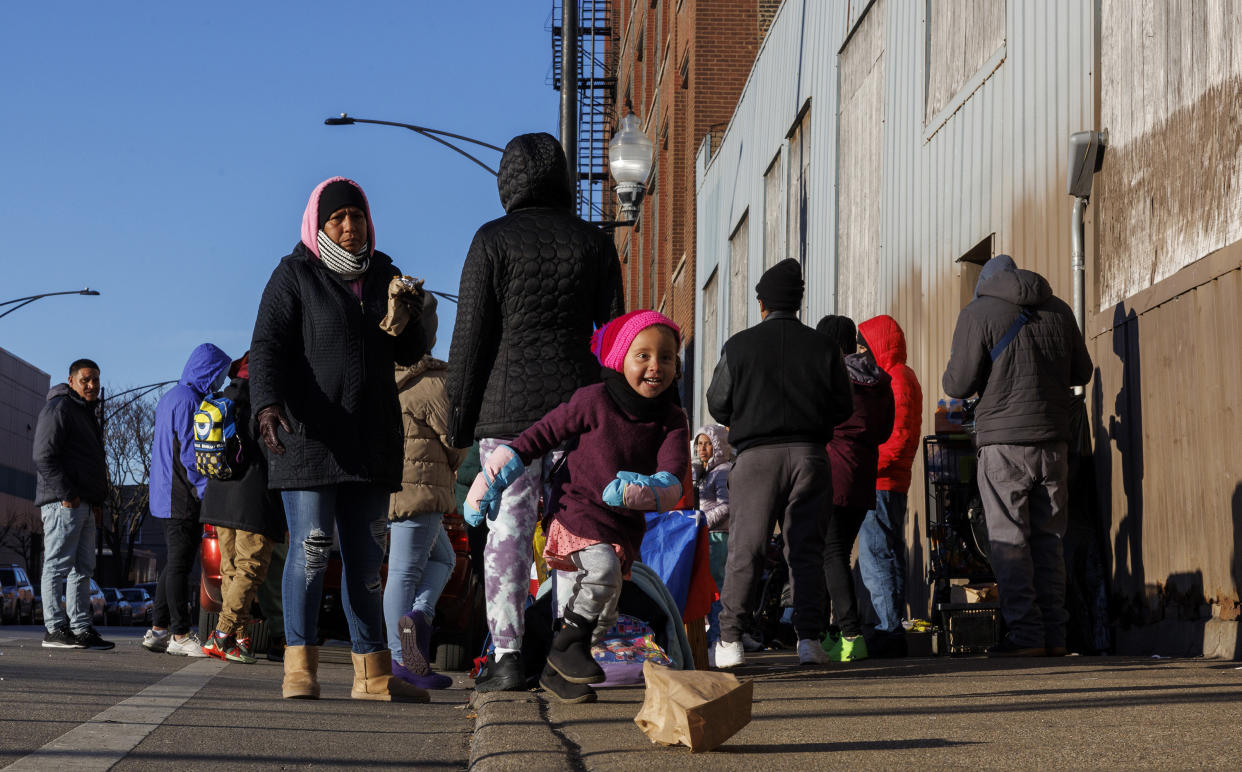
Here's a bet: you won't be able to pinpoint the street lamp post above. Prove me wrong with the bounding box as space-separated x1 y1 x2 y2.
0 288 100 320
324 114 503 177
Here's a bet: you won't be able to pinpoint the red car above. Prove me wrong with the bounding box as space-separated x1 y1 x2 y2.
199 511 485 670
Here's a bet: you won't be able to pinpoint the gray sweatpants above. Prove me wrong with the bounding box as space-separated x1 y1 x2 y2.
977 442 1069 648
554 544 622 644
719 442 832 642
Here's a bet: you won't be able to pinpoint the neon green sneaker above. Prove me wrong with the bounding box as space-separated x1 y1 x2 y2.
822 632 869 662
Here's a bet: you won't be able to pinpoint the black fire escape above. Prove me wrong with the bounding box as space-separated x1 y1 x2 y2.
551 0 618 223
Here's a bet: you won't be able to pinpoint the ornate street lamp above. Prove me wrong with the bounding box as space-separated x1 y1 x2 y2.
0 288 100 320
607 108 655 224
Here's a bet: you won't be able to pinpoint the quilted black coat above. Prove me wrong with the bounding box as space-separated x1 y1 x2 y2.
250 243 426 491
446 132 624 447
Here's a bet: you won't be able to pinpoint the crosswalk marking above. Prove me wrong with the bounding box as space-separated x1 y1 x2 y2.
4 658 227 771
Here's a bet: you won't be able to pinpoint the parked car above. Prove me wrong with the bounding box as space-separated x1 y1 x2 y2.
198 512 485 670
120 587 154 626
101 587 134 626
0 564 36 625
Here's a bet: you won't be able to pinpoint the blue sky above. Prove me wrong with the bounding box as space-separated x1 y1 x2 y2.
3 2 560 396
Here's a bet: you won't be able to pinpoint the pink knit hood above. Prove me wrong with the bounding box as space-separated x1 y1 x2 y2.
299 176 375 258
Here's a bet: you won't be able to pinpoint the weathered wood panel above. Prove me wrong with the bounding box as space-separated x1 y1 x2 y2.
925 0 1006 124
1096 0 1242 308
729 212 750 334
700 268 719 421
838 0 885 320
1090 261 1242 618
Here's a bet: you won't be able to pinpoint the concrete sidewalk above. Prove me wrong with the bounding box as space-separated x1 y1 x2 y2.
471 651 1242 770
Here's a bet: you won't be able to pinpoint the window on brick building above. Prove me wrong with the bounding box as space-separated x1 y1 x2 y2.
680 52 689 89
924 0 1005 130
729 211 750 334
763 152 783 269
648 184 659 309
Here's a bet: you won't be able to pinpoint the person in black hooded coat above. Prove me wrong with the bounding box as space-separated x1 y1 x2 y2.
445 132 624 692
249 176 427 703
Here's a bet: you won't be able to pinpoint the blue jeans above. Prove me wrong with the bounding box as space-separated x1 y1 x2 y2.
858 490 908 634
40 503 96 634
281 484 389 653
384 514 455 659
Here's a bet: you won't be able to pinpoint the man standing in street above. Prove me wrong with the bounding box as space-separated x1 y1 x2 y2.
143 343 232 657
943 255 1092 656
706 258 853 668
856 314 923 657
33 359 114 650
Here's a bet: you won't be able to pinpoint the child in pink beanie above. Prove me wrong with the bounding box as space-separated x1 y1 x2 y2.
465 310 689 703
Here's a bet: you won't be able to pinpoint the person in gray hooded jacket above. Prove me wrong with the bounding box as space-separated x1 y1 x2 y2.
943 254 1092 656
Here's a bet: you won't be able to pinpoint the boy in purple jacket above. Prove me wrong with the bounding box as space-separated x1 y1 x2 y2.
465 310 689 702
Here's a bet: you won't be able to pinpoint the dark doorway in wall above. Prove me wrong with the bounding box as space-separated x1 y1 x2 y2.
956 233 994 308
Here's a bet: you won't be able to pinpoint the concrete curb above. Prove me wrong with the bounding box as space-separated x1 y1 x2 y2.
469 690 578 771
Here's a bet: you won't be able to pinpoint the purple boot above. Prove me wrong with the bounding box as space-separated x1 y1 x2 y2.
398 611 433 675
393 660 453 690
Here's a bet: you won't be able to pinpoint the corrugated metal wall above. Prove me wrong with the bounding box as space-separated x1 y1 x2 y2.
697 0 1095 619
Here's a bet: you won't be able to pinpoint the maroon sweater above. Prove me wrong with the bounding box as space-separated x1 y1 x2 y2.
509 383 689 562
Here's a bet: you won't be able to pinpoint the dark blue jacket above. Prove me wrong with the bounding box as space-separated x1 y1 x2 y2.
149 344 232 519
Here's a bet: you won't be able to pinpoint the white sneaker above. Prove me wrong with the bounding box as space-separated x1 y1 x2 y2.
142 628 171 653
797 638 832 665
166 633 208 657
714 640 745 669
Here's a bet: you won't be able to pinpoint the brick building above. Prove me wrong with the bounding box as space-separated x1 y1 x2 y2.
607 0 778 397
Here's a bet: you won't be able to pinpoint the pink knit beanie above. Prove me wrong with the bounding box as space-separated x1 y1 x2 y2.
591 310 682 372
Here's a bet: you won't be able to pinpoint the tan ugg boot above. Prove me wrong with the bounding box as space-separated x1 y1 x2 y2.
350 651 430 702
282 645 320 699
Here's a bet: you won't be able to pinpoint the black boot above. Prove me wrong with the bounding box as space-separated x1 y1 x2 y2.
547 612 605 685
539 664 597 703
474 651 526 693
266 635 285 663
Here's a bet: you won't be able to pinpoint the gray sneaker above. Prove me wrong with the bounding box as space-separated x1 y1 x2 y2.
166 633 208 657
142 628 171 653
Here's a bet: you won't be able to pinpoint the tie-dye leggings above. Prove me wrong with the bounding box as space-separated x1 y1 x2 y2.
479 437 562 650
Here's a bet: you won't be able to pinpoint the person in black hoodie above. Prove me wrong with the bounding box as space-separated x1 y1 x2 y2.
199 353 286 664
33 358 113 651
943 254 1092 657
250 176 427 702
816 315 893 663
706 259 853 669
445 132 624 692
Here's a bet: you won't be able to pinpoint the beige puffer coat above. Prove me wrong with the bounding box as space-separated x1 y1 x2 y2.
390 357 467 520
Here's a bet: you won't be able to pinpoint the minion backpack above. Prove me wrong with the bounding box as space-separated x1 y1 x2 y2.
193 395 244 480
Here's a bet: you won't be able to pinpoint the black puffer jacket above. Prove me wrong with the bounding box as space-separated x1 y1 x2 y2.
200 378 286 540
446 132 624 446
33 384 107 507
943 260 1093 446
250 241 425 491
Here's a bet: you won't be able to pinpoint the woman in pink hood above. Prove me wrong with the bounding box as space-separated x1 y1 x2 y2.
249 177 427 702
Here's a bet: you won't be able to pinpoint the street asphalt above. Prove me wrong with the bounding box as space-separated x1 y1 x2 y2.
4 625 1241 770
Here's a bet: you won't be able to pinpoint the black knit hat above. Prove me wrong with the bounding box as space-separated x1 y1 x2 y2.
318 180 369 230
755 258 804 311
816 315 856 357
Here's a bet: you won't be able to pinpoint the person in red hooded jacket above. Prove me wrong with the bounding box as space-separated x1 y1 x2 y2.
856 315 923 656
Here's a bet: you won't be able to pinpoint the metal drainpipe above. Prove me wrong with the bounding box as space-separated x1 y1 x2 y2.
1071 196 1087 333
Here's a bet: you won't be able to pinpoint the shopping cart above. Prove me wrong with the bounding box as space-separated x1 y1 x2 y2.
923 433 998 654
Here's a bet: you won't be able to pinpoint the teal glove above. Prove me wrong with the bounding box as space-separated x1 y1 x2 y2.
464 445 527 524
601 470 682 511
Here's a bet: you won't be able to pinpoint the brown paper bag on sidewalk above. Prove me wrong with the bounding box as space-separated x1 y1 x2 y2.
633 661 753 753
